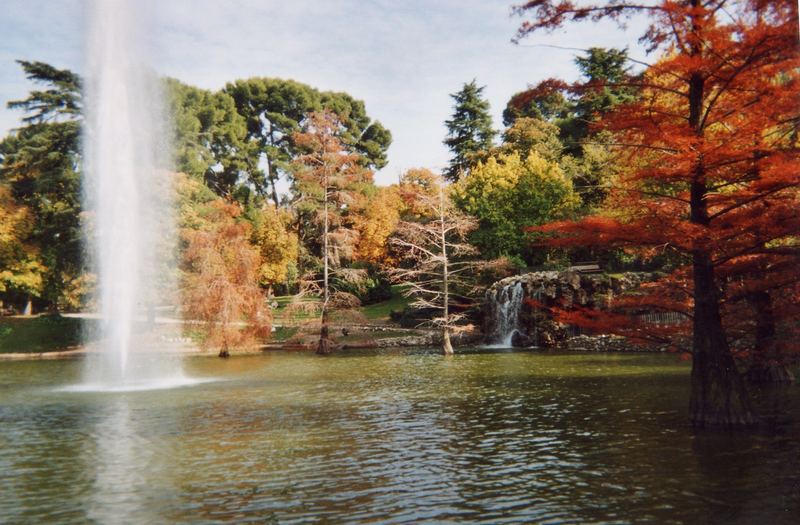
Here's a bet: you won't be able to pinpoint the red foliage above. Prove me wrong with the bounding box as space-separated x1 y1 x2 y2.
519 1 799 367
507 78 571 113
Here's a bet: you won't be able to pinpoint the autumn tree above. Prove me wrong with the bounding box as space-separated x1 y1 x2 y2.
443 80 496 181
182 199 270 357
354 186 402 264
516 0 799 427
292 111 372 354
0 185 43 311
390 179 480 355
252 203 299 295
397 168 443 220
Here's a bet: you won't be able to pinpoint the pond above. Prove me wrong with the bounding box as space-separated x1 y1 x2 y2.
0 350 798 524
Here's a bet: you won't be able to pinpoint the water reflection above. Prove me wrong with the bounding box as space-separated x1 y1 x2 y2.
85 397 158 523
0 352 797 524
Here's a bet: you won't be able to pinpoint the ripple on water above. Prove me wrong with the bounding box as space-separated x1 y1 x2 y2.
0 351 798 524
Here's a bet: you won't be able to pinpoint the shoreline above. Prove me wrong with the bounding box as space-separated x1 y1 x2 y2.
0 333 666 360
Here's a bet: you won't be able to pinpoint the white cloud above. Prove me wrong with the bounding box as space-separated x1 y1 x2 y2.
0 0 650 185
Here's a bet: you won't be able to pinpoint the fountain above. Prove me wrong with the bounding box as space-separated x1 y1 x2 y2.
80 0 187 390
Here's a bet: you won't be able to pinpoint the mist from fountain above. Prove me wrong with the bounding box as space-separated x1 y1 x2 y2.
80 0 187 390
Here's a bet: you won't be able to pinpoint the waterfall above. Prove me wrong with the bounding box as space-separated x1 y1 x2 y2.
81 0 186 389
489 281 525 346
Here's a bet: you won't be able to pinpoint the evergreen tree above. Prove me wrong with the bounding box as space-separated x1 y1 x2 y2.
443 80 495 182
0 61 84 311
225 78 391 206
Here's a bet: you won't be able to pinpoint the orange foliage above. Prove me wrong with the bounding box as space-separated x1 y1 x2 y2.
182 200 270 354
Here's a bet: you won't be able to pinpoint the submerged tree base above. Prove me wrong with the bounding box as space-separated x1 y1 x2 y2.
442 330 453 355
690 354 756 429
746 364 795 384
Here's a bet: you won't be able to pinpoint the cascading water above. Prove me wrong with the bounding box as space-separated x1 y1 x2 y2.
489 281 525 346
81 0 186 390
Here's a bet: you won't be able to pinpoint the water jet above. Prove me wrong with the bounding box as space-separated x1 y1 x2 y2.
82 0 185 389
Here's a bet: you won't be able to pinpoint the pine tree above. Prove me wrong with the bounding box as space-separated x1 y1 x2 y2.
443 80 495 182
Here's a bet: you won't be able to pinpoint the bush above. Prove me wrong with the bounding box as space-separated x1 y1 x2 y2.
332 266 392 305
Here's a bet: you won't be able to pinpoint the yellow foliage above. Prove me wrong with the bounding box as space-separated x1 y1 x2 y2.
0 186 43 295
354 186 402 264
397 168 442 220
254 204 299 287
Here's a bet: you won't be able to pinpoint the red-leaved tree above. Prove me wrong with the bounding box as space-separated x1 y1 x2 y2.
516 0 799 427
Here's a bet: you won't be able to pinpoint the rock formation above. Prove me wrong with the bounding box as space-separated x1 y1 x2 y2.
484 271 654 347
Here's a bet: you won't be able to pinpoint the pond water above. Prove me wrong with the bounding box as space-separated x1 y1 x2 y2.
1 350 798 524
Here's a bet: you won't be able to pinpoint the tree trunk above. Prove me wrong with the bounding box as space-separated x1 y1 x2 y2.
442 328 454 355
685 21 753 427
689 253 755 427
268 172 280 208
745 290 794 384
317 307 332 355
317 168 332 356
439 187 453 357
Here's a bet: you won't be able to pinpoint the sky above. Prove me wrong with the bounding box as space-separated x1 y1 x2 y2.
0 0 649 185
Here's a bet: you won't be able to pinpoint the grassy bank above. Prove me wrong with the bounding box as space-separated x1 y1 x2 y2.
1 287 414 353
0 316 91 353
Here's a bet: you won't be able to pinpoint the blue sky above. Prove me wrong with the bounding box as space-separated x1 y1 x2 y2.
1 0 648 185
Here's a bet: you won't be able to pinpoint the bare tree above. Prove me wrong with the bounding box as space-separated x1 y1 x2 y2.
390 183 479 354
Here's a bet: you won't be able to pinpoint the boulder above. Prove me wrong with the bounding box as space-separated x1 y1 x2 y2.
511 331 534 348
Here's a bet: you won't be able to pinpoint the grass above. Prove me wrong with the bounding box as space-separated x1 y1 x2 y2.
0 287 412 353
270 285 411 324
0 316 94 353
272 326 299 342
361 285 411 321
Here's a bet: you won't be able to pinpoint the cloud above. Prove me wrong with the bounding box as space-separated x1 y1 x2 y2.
0 0 649 184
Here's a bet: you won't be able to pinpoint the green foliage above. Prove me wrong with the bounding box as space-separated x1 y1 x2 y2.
501 48 636 213
0 61 84 309
167 79 248 195
7 61 82 124
561 132 620 211
224 78 391 204
492 117 565 163
443 80 496 181
503 48 635 153
0 315 97 353
573 47 635 122
175 172 220 232
503 78 571 127
0 185 43 299
453 152 579 262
